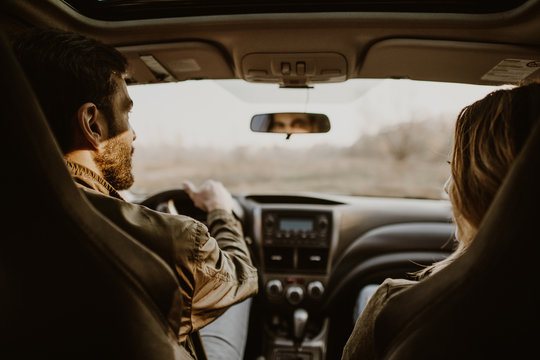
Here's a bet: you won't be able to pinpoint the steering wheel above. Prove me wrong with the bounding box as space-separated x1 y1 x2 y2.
139 189 208 223
139 189 245 225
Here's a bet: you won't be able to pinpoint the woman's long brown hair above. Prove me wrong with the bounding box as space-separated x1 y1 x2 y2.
418 81 540 278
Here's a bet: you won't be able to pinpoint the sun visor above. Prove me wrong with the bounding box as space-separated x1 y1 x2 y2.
359 39 540 85
119 42 234 84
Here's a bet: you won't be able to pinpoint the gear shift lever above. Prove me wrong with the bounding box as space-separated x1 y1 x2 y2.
293 308 309 347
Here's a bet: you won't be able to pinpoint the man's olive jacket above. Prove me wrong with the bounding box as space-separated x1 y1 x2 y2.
65 161 258 343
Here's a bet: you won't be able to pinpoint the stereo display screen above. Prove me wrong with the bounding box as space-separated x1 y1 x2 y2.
279 218 314 232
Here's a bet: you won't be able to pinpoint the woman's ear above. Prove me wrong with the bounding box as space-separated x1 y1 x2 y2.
77 102 105 149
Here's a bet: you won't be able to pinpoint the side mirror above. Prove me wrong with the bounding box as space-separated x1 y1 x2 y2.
250 113 331 135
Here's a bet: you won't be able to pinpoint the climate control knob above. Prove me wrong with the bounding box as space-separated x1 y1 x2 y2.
307 281 325 300
285 285 304 305
265 280 283 298
317 216 329 232
264 214 276 231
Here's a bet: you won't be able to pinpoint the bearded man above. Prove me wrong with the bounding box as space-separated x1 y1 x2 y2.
13 29 257 360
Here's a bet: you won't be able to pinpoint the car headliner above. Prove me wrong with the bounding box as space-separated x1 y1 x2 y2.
1 0 539 87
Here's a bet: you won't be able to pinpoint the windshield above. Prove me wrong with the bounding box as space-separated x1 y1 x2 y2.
127 79 505 200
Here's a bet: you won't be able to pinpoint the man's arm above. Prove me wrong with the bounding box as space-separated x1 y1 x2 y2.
179 180 258 337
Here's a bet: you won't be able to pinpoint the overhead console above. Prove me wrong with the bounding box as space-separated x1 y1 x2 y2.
242 52 348 87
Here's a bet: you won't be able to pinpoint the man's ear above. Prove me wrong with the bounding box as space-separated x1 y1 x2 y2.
77 102 106 149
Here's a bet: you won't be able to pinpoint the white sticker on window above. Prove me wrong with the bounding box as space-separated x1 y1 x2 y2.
481 59 539 83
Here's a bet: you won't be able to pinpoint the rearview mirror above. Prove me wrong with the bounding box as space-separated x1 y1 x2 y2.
250 113 331 135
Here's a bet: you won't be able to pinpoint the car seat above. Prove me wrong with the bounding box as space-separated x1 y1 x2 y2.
373 89 540 358
0 33 192 359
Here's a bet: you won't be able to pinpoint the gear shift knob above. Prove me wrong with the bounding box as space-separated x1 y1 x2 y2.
293 308 309 344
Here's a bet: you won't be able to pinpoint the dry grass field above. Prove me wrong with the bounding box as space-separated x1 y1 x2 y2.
131 119 453 200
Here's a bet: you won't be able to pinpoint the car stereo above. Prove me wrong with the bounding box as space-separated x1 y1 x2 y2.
261 210 333 273
262 210 331 247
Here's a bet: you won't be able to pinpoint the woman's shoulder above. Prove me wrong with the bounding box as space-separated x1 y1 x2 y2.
380 278 417 292
365 278 417 313
341 278 418 360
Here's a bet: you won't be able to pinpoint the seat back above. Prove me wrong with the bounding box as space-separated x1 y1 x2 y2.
374 96 540 358
0 33 189 359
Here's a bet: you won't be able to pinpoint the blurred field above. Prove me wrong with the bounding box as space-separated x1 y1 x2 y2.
131 119 453 200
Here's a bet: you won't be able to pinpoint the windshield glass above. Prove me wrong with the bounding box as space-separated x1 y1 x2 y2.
127 79 505 200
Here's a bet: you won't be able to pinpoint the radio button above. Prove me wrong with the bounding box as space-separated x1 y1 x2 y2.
317 216 329 232
264 214 276 230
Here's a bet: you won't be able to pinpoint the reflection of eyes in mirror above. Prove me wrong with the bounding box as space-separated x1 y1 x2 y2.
270 113 313 133
250 113 330 135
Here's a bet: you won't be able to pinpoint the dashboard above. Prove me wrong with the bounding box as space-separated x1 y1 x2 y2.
256 207 337 303
237 193 455 359
141 191 456 359
142 190 456 359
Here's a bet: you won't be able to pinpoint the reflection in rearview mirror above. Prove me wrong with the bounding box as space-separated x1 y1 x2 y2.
250 113 331 136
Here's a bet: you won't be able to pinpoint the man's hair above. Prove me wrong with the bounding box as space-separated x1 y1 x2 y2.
12 28 128 153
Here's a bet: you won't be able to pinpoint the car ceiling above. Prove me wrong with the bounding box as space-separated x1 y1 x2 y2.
1 0 539 87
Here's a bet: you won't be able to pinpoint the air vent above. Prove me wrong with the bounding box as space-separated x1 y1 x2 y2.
264 247 294 270
297 248 328 271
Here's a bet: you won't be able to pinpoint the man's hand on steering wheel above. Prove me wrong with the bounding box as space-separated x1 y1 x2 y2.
183 180 233 213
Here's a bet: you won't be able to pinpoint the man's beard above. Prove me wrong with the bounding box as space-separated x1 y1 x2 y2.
94 136 135 191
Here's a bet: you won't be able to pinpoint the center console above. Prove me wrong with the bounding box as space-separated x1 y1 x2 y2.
253 205 339 360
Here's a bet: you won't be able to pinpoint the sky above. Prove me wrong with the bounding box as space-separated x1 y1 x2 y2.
127 79 505 150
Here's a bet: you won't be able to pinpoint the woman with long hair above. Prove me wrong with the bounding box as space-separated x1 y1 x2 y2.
342 81 540 360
